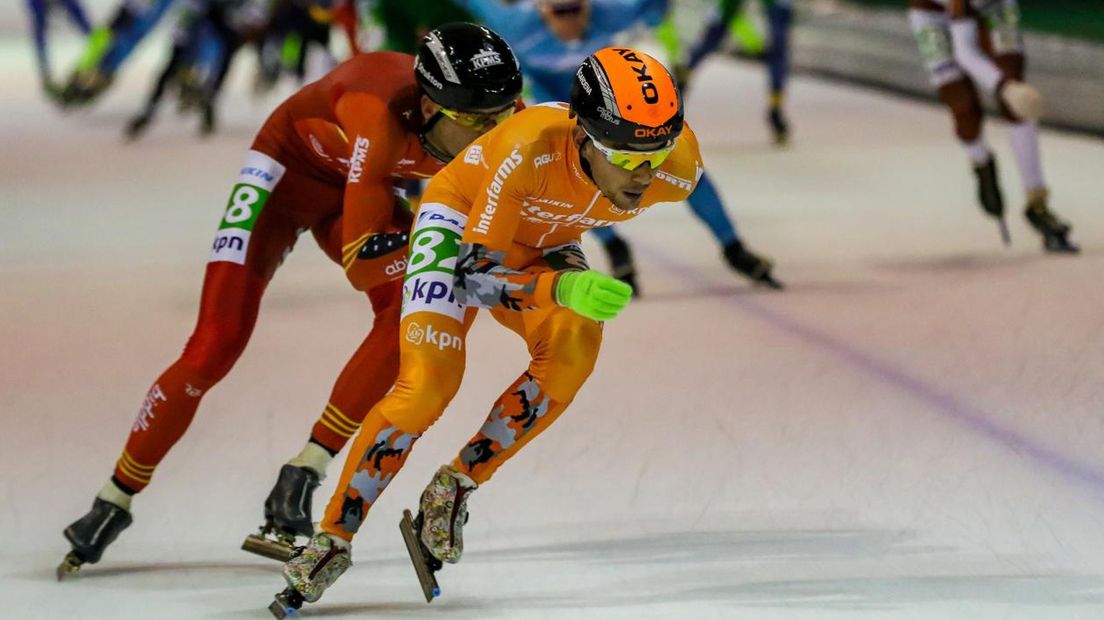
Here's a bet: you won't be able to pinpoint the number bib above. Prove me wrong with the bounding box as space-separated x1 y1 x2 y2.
401 203 468 322
209 150 287 265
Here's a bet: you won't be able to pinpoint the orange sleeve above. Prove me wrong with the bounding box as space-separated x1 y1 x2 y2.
452 138 559 311
334 92 407 287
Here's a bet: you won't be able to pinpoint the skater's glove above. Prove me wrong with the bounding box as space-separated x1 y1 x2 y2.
555 270 633 321
999 80 1045 121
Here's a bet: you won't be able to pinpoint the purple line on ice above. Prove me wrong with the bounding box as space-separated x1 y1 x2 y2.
732 297 1104 496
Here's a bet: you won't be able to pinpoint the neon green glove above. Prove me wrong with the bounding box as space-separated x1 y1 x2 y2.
555 270 634 321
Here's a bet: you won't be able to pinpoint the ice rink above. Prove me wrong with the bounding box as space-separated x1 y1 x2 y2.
3 11 1104 620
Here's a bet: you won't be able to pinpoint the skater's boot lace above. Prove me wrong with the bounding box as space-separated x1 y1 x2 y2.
419 465 477 564
282 533 351 603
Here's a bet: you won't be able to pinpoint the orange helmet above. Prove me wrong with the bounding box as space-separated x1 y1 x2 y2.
570 47 683 149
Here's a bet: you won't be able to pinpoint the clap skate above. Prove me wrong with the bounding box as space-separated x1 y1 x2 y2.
243 465 320 562
973 156 1011 245
724 241 783 289
268 533 351 619
767 106 789 145
1024 189 1079 254
58 497 132 580
399 465 477 602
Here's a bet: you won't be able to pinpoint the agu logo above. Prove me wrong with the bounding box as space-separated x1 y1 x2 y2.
405 322 463 351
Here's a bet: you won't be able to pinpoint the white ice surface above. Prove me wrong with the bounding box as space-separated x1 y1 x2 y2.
2 17 1104 620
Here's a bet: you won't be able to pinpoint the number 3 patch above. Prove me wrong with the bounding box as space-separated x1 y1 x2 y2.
210 150 287 265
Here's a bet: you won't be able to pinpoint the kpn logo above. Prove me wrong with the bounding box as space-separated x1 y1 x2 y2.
405 322 463 351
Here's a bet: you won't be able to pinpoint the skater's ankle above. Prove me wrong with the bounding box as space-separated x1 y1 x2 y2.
97 478 134 511
287 441 333 479
324 532 351 551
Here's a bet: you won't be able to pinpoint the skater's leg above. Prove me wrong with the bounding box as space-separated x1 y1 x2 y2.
319 309 474 542
27 0 52 87
454 305 602 484
113 152 299 494
61 0 92 34
590 226 639 294
304 280 403 458
765 0 793 141
686 171 738 246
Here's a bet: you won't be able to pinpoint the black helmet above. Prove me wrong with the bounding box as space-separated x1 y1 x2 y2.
414 23 522 112
570 47 683 149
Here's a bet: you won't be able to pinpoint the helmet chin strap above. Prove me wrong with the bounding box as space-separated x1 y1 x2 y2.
419 112 455 163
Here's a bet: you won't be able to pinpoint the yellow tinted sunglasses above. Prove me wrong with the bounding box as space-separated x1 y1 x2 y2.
439 105 515 131
585 130 674 171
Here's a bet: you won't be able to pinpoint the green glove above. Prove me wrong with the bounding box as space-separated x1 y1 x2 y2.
555 270 634 321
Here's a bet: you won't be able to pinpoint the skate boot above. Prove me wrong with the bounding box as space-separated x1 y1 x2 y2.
1024 189 1079 254
269 533 351 618
399 465 477 602
243 464 320 561
602 236 640 297
199 102 216 137
973 156 1013 244
724 241 783 289
767 105 789 145
124 110 153 141
58 497 132 580
418 465 476 564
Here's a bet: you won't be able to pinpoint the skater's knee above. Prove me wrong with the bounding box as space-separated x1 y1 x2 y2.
383 363 464 433
179 320 251 381
938 79 983 142
530 311 602 401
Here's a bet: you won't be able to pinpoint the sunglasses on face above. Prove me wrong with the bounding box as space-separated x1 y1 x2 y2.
548 2 584 17
439 105 515 131
585 130 674 171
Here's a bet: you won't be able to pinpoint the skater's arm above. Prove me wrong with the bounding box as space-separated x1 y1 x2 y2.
452 144 559 311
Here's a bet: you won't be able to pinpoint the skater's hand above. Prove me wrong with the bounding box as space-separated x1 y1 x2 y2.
1000 80 1045 121
555 270 633 321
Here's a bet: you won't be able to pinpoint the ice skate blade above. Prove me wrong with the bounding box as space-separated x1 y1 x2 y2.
998 219 1011 246
399 509 441 603
56 552 82 581
242 533 296 562
268 588 303 619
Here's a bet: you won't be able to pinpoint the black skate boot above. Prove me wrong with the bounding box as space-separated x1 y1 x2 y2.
724 241 783 289
199 102 216 137
124 110 153 141
602 235 640 297
58 497 133 580
1024 189 1079 254
767 105 789 145
973 156 1011 244
243 465 320 561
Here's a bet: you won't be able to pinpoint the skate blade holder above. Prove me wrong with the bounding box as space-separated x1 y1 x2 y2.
399 509 442 602
242 524 297 562
56 552 83 581
268 588 304 619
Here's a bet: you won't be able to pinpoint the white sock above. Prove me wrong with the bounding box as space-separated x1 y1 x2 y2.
325 533 351 550
963 137 992 166
1009 121 1046 193
287 442 333 479
97 479 133 512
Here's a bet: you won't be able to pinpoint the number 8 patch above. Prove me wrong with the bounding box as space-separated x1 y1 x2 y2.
401 202 468 322
209 150 287 265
